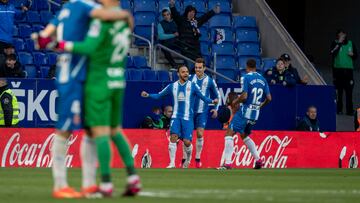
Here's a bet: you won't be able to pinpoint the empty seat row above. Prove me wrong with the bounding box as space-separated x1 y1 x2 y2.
126 69 171 81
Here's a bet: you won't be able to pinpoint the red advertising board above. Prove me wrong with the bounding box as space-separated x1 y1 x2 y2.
0 129 359 168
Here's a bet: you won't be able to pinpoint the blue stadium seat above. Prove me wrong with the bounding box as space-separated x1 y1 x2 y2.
25 38 35 52
199 26 209 42
157 70 170 81
13 25 19 37
134 12 157 26
32 24 45 33
215 56 236 69
18 24 32 38
24 65 38 78
211 42 235 56
126 56 135 68
33 52 48 66
47 52 58 65
133 56 150 69
233 16 257 30
209 15 232 28
134 12 157 45
134 26 153 46
216 69 236 83
200 42 210 56
142 69 157 81
210 27 234 43
13 38 25 51
27 11 41 24
158 0 181 12
127 69 143 80
208 0 231 14
35 0 50 11
18 52 33 65
121 0 132 11
235 29 259 43
262 58 277 72
133 0 157 13
13 0 29 8
172 71 179 81
40 66 50 78
183 0 207 13
238 56 261 70
237 42 260 56
40 11 53 25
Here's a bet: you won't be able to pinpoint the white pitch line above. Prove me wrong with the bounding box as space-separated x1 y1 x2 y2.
139 189 360 200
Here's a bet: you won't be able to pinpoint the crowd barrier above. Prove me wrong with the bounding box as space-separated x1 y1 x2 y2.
1 129 358 168
7 79 336 131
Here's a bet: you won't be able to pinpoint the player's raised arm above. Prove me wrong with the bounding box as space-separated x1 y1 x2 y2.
143 84 172 100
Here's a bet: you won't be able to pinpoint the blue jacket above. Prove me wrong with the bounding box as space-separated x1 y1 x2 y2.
0 2 25 44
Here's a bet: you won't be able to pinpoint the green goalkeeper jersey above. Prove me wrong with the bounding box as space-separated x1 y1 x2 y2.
70 8 131 89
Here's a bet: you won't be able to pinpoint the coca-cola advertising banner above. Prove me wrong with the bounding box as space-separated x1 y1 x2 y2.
0 129 358 168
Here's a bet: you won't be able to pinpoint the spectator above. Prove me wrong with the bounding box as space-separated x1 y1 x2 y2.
264 58 296 87
161 105 173 129
355 108 359 131
141 106 164 129
0 0 29 51
330 29 357 115
296 105 320 132
0 78 19 127
280 53 308 85
158 8 179 70
169 0 220 66
1 44 16 68
0 54 25 78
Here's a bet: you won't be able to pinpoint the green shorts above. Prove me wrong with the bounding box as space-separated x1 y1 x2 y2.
85 86 124 127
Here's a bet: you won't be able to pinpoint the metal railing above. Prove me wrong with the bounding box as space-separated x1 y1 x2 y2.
131 33 153 67
154 44 237 83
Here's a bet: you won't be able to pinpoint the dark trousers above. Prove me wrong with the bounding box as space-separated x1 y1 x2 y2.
333 68 354 114
160 40 179 69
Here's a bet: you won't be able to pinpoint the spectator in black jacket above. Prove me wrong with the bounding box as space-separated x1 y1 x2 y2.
280 53 308 85
264 58 296 87
297 105 320 131
0 54 25 78
169 0 219 66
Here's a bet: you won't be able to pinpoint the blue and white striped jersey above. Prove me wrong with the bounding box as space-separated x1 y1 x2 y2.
240 71 270 121
149 80 213 120
50 0 99 83
190 74 220 113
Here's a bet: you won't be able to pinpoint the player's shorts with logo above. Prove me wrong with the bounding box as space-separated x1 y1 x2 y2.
170 118 194 141
194 112 208 128
229 110 256 135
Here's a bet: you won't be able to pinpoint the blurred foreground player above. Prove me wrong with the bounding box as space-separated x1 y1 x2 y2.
31 0 133 198
58 0 140 197
218 59 271 170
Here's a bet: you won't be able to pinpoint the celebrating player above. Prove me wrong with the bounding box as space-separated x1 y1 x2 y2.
218 59 272 170
141 65 218 168
183 58 220 168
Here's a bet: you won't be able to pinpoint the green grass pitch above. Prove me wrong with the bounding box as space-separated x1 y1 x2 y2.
0 168 359 203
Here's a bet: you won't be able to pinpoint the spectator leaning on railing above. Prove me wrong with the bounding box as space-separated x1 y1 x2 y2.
264 58 296 87
0 54 25 78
